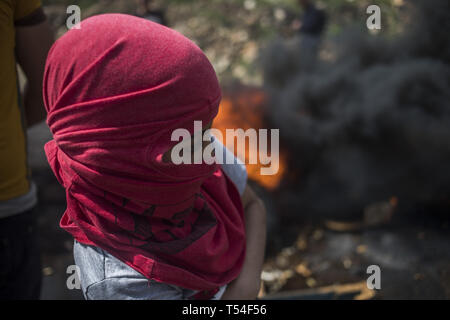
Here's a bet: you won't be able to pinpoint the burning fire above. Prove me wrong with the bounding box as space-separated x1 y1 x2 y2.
213 86 287 190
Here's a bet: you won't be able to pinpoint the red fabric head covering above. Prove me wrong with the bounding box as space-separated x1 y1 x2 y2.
43 14 246 292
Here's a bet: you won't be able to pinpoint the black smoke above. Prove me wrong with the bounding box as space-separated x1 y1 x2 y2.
260 0 450 219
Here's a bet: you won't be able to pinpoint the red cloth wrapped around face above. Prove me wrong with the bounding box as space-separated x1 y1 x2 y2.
43 14 246 292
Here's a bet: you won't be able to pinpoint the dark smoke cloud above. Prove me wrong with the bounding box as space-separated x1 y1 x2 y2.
260 0 450 219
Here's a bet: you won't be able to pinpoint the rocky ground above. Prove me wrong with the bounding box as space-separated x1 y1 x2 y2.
261 210 450 299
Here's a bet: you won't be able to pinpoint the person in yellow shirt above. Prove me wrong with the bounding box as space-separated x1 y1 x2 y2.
0 0 53 299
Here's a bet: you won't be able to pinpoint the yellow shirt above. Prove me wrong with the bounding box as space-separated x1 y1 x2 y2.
0 0 42 201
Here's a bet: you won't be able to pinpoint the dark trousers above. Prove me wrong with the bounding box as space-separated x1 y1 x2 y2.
0 207 42 299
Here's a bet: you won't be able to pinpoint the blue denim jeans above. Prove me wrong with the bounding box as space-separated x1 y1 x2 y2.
73 239 227 300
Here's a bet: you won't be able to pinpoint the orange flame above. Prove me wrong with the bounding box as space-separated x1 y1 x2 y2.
213 86 287 190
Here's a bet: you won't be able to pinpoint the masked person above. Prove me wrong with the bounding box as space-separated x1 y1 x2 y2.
43 14 266 300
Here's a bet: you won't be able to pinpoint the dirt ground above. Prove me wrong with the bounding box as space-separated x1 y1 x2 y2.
261 210 450 300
